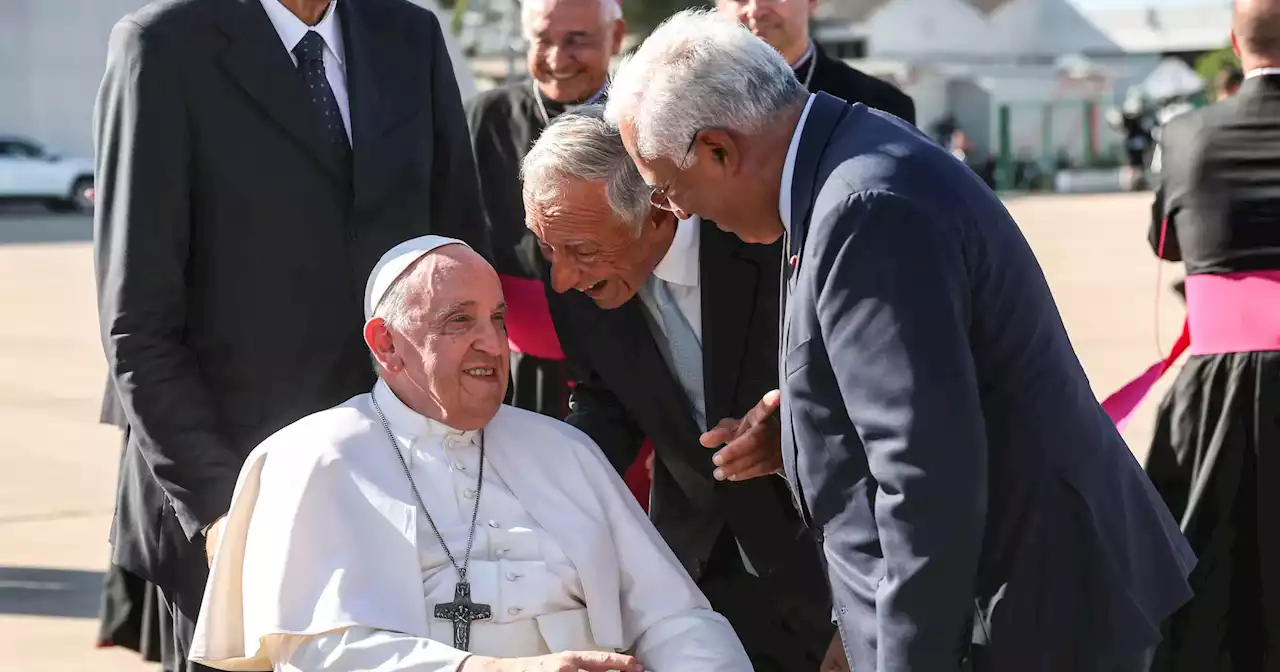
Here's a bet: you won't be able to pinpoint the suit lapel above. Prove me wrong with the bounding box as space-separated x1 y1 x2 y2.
787 92 851 270
700 221 766 427
338 0 415 211
214 0 342 180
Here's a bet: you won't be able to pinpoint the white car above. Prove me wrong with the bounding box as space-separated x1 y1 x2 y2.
0 135 95 213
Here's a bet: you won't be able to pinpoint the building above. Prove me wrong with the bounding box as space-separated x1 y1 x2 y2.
812 0 1231 172
0 0 474 158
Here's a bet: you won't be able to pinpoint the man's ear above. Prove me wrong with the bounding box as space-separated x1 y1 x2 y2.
698 128 739 173
363 318 401 373
610 19 627 56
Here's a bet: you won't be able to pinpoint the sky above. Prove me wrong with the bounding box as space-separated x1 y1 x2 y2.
1068 0 1226 8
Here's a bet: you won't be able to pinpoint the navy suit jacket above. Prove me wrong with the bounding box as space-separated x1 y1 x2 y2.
778 93 1196 671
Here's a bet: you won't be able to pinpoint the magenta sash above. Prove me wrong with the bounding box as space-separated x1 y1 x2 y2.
1101 270 1280 431
498 274 565 361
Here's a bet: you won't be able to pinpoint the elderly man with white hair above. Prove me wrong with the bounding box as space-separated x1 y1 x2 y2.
521 105 844 671
604 9 1195 672
187 235 752 672
465 0 627 423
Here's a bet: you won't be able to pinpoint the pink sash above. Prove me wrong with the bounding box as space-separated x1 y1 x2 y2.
498 274 565 361
1101 270 1280 431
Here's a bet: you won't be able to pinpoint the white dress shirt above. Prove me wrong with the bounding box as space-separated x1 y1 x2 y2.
638 216 703 344
779 94 817 235
258 0 353 143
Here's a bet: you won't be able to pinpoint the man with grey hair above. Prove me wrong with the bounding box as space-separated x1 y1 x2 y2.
465 0 626 423
522 105 843 671
605 9 1196 672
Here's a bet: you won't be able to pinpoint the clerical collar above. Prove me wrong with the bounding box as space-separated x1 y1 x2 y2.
791 41 816 75
1246 67 1280 79
372 379 480 446
533 80 608 126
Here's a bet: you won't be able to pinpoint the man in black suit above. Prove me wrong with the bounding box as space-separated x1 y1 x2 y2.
716 0 915 124
93 1 488 669
521 107 837 671
607 10 1195 671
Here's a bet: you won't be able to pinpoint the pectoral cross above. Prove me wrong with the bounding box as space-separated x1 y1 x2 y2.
434 581 491 650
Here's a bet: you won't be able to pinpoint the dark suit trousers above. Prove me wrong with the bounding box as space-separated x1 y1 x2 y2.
697 530 831 671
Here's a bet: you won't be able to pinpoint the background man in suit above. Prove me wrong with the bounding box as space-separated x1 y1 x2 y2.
93 0 488 669
521 107 839 671
605 10 1196 671
716 0 915 124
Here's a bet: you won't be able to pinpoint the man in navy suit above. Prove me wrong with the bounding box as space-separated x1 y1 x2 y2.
604 9 1196 671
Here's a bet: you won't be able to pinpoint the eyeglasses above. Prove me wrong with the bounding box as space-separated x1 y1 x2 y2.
648 132 701 212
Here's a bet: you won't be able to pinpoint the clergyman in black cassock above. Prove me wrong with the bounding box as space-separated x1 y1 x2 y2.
465 0 625 419
717 0 916 124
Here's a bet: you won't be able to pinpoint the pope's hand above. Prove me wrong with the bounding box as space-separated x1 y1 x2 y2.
700 389 783 481
204 516 227 567
461 651 643 671
820 632 851 672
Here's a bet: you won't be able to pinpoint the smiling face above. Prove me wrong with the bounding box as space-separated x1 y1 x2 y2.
525 0 625 104
527 178 676 309
364 246 510 430
716 0 816 63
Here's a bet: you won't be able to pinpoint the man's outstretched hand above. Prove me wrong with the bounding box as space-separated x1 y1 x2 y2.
700 390 783 481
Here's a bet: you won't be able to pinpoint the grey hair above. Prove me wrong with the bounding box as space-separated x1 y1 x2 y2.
520 104 651 234
604 8 806 166
521 0 622 40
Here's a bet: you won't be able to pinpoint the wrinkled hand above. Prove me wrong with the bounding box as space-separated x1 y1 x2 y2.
462 651 643 672
204 516 227 567
820 632 851 672
699 389 782 481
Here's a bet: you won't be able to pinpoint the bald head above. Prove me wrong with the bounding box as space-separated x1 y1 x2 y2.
1234 0 1280 65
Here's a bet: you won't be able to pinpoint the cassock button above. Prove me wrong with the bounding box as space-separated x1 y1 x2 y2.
463 488 476 500
453 460 467 471
508 606 522 616
487 520 500 529
505 571 521 581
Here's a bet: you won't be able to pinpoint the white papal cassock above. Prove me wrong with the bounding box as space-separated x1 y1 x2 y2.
188 379 751 671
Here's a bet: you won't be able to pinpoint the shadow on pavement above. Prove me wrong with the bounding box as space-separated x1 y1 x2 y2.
0 566 102 619
0 206 92 245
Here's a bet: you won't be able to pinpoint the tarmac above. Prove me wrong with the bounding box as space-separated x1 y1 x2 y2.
0 192 1185 670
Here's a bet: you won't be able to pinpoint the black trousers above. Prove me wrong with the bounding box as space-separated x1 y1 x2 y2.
696 531 833 671
157 587 217 672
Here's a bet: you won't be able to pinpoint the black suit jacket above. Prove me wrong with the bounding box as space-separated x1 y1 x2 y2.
809 44 916 126
93 0 488 603
780 94 1194 670
548 221 833 661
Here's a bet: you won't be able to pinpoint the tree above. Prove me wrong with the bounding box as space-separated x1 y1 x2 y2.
621 0 712 37
1195 45 1241 88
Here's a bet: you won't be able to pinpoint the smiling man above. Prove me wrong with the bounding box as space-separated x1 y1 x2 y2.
465 0 626 421
189 235 752 672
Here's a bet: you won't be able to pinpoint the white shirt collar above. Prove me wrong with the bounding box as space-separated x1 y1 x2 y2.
779 94 817 235
651 216 701 288
372 378 481 446
1246 67 1280 79
259 0 346 64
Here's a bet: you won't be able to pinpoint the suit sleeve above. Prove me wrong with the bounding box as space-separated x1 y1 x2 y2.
550 296 646 475
1148 184 1182 262
93 20 242 539
424 11 492 261
812 192 988 670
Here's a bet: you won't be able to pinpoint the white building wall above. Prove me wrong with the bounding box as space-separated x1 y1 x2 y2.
0 0 471 157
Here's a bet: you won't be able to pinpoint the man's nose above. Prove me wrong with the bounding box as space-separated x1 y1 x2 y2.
474 318 505 355
545 45 572 71
549 260 580 294
744 1 768 19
